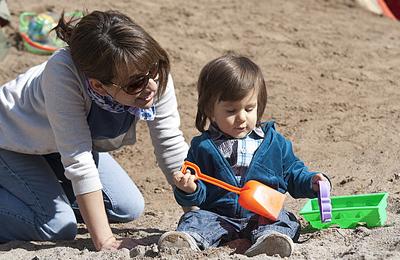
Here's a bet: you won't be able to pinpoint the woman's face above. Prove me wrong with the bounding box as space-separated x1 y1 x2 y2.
91 64 160 108
106 78 158 108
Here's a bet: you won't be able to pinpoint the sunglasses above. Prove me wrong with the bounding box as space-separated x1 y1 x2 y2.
107 62 159 95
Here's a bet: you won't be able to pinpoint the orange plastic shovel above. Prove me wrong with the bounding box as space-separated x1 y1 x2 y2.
181 161 286 221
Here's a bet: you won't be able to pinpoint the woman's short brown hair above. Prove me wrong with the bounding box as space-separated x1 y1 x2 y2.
195 53 267 132
54 10 170 98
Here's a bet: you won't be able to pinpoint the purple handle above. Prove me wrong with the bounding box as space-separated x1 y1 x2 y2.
318 180 332 223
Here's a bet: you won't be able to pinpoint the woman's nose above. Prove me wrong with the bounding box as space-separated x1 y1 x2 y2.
141 79 158 95
147 79 158 92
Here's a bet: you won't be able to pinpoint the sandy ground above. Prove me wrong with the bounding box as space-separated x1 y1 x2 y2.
0 0 400 259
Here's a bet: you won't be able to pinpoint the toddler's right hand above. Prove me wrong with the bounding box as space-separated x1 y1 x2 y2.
173 170 197 193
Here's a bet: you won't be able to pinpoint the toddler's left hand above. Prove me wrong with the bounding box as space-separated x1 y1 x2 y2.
311 173 330 192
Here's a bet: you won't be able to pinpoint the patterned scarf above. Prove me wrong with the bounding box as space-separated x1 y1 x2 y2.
86 79 156 121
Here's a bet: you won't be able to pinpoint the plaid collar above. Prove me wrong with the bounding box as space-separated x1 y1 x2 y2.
208 122 264 140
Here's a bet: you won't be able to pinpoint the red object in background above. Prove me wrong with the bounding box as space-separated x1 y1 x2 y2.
378 0 400 19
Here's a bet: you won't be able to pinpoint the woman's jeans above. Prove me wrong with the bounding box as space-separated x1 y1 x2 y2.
177 209 300 250
0 148 144 242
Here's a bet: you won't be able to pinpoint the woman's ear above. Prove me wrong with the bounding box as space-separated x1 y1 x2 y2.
88 79 108 96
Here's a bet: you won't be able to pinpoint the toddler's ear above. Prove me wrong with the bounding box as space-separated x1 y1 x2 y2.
205 106 214 120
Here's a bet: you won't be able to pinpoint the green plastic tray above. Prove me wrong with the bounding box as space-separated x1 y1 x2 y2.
299 192 388 229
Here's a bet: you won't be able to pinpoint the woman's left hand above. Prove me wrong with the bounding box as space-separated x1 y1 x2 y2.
311 173 330 192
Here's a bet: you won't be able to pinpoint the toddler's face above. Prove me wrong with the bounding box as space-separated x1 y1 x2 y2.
212 89 258 138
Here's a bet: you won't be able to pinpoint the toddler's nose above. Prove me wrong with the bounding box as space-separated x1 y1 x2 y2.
237 110 246 122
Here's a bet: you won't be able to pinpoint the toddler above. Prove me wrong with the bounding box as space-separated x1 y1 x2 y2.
158 53 330 257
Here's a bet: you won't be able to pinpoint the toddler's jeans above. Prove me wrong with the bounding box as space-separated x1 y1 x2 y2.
176 208 300 249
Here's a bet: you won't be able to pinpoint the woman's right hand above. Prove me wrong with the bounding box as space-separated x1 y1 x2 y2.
76 191 139 251
172 170 197 193
99 236 139 251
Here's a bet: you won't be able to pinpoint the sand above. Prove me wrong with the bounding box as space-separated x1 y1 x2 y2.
0 0 399 259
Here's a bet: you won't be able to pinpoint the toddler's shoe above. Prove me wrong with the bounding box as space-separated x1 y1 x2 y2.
158 231 200 251
244 231 294 257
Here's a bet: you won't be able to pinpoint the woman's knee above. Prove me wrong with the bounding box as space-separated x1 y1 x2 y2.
107 192 145 223
38 208 77 241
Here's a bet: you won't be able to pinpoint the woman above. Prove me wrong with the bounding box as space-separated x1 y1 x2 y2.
0 10 188 250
